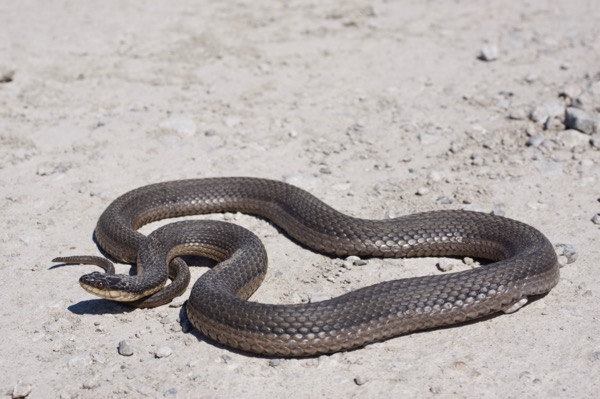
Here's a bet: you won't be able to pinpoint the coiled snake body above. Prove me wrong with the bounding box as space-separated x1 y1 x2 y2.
54 177 560 356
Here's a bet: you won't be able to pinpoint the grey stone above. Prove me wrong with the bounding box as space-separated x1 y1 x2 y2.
437 259 454 272
526 134 544 147
346 256 367 266
530 102 564 126
155 346 173 358
118 340 134 356
436 195 453 205
557 129 591 148
12 380 32 399
592 214 600 225
565 107 598 135
416 187 430 196
354 375 369 386
555 243 578 264
478 44 498 61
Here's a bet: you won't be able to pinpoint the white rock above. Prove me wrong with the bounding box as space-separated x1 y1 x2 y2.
159 115 197 137
12 380 32 399
155 346 173 358
479 44 498 61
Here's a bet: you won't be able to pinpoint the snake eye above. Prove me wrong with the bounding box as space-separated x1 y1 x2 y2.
96 281 106 290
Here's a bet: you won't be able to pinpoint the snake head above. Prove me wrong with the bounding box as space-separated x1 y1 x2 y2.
79 271 138 301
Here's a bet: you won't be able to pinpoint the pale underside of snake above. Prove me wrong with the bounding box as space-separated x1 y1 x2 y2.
53 177 560 357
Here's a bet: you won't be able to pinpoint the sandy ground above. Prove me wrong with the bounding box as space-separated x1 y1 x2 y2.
1 1 599 398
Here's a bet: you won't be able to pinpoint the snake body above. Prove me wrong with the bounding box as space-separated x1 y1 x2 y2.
55 177 560 356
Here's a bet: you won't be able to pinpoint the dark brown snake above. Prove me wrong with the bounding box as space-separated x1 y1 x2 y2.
53 177 560 356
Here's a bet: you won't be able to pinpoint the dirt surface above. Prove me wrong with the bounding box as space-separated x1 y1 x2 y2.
1 1 599 398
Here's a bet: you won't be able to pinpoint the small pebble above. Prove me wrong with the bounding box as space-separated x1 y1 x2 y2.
591 214 600 225
478 44 498 61
555 243 578 264
427 171 442 182
565 107 598 135
526 135 544 147
82 378 100 390
309 294 332 303
354 376 369 386
118 340 134 357
530 102 564 126
346 256 367 266
67 353 92 368
557 129 590 148
518 371 540 383
419 132 440 145
524 73 538 83
0 68 15 83
437 259 454 272
416 187 430 196
470 154 484 166
159 115 197 137
268 359 281 367
155 346 173 359
223 212 241 221
463 257 474 266
169 296 186 308
436 195 453 205
319 165 332 174
12 380 32 399
508 108 527 120
491 204 506 217
163 388 178 397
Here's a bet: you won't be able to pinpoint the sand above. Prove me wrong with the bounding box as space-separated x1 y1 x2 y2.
1 1 599 398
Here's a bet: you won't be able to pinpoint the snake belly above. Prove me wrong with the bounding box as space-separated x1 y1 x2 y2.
82 177 560 356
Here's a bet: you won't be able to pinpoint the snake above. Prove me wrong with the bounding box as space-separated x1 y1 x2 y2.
53 177 560 356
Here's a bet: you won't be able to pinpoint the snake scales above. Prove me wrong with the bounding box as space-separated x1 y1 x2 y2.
54 177 560 356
